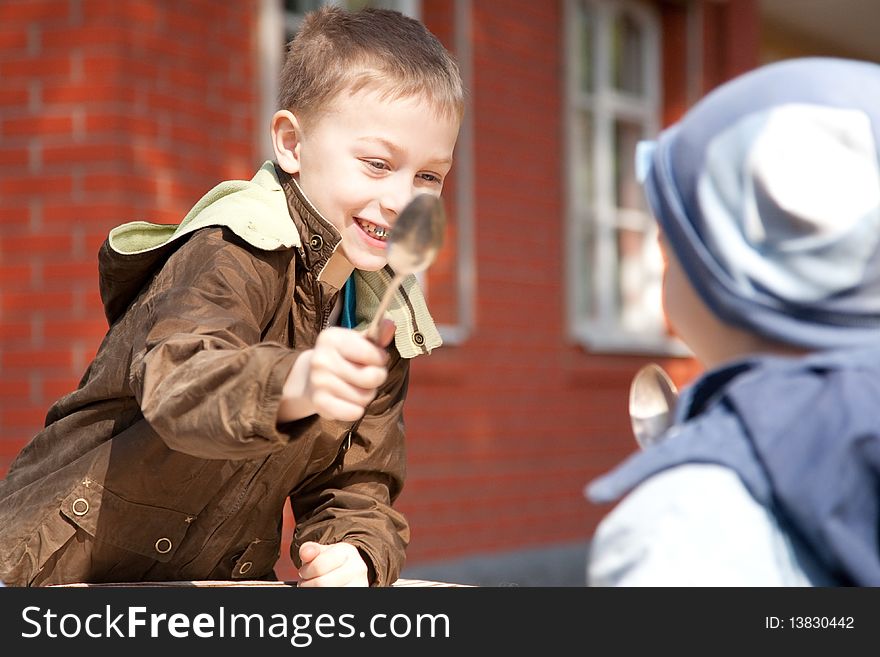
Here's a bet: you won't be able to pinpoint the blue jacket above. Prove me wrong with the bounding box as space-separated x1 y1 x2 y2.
587 347 880 586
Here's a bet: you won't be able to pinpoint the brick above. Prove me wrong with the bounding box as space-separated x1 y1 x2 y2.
167 67 210 92
0 0 71 22
125 0 162 25
144 91 206 122
165 7 213 40
139 33 202 65
1 115 74 138
0 437 29 461
42 82 137 105
82 230 112 256
0 233 74 257
78 340 101 367
216 32 252 60
43 142 135 166
150 207 187 224
0 406 49 432
1 291 73 314
0 264 31 288
42 375 81 401
81 54 160 82
80 0 125 21
132 145 175 170
0 86 29 106
44 317 106 340
0 57 71 79
0 28 27 51
0 379 30 401
0 438 31 468
3 348 72 370
80 288 105 315
0 146 29 167
85 112 159 139
42 261 98 282
0 321 31 340
43 202 132 226
81 0 160 24
82 172 155 196
168 124 213 150
40 25 132 50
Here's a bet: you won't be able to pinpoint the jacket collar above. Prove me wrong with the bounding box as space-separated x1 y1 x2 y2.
274 164 352 289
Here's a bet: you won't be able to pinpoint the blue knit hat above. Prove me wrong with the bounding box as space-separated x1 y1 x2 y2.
639 57 880 350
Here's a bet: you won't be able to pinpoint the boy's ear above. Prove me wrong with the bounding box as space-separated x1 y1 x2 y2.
271 110 302 175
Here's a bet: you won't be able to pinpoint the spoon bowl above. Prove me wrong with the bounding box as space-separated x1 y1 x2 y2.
365 194 446 342
629 363 679 449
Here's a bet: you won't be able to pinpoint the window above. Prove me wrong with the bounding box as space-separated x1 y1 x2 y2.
284 0 421 35
565 0 676 353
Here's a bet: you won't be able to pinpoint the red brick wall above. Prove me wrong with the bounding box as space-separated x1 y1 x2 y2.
0 0 259 471
702 0 759 93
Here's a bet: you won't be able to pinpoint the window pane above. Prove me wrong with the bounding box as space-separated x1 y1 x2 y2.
577 1 594 93
285 0 402 16
612 12 644 95
343 0 378 10
285 0 322 13
577 111 594 202
614 118 644 212
579 224 596 320
616 224 664 333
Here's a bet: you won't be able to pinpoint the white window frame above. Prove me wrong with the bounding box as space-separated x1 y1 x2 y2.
564 0 684 354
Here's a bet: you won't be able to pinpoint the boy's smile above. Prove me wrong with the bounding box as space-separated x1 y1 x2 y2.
274 88 460 275
355 218 389 241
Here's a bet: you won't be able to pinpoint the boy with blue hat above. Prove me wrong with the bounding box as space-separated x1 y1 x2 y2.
587 57 880 586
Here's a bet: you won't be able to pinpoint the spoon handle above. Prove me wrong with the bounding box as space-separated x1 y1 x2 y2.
365 273 405 343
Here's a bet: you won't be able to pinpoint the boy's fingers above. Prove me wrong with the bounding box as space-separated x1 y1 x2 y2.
299 541 322 565
311 358 387 393
375 318 396 348
297 542 368 587
298 542 346 580
321 328 388 366
311 386 375 421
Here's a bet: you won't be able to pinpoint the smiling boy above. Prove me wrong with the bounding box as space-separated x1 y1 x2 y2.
0 6 463 588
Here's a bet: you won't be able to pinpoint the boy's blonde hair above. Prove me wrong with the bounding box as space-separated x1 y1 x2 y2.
279 6 465 126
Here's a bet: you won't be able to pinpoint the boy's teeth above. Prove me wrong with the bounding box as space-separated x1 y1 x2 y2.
359 220 388 240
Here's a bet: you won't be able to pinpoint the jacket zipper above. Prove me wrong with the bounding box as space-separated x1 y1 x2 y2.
318 287 359 459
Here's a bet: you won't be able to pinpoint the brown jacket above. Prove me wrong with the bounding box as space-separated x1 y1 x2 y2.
0 162 441 587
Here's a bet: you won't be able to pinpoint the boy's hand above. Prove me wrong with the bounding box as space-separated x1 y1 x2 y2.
297 541 370 587
278 319 395 423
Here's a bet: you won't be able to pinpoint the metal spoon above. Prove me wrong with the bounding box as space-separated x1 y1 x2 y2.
365 194 446 342
628 363 679 449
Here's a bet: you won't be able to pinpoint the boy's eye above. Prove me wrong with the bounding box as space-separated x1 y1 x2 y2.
364 159 390 171
418 172 442 185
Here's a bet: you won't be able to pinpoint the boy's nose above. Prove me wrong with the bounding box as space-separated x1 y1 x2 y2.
379 176 416 217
